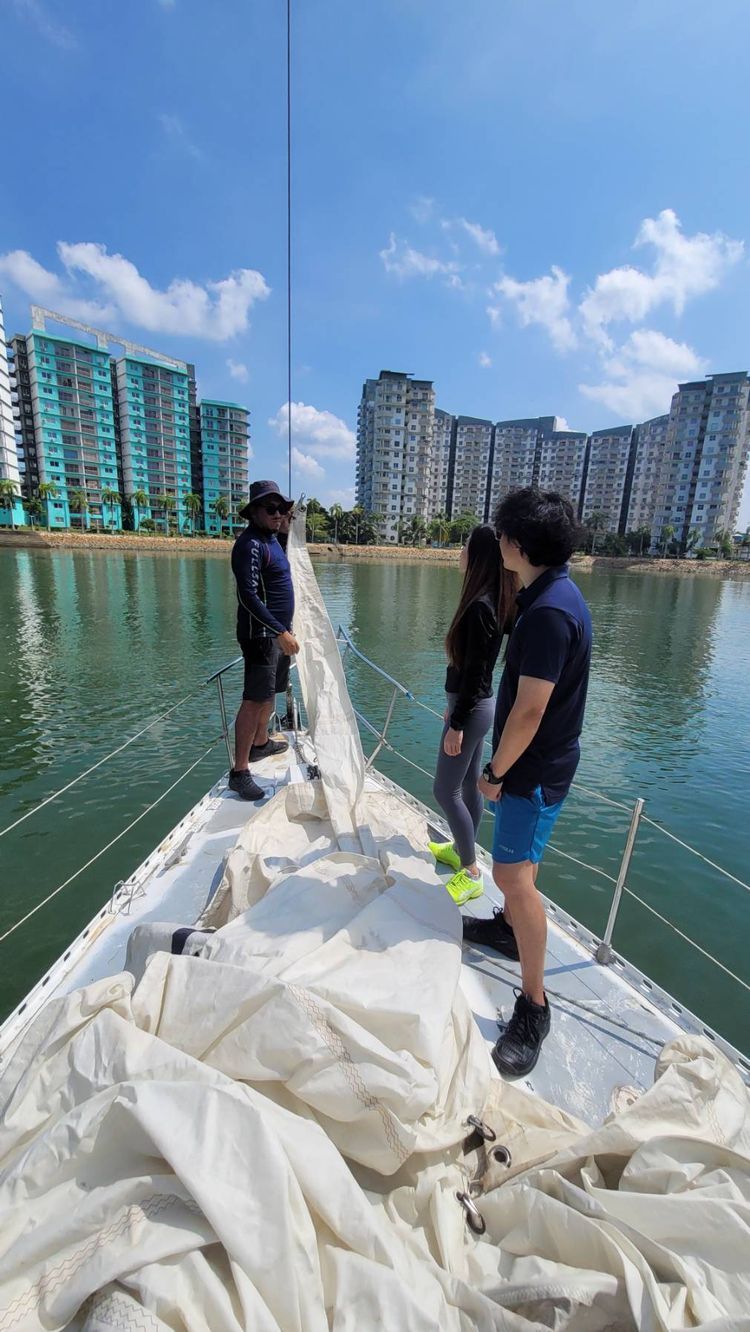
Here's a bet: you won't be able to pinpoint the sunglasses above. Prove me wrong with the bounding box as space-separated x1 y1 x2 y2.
261 502 287 516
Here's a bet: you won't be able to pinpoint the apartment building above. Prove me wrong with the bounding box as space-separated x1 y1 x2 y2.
624 415 669 535
199 400 251 534
581 426 634 531
449 416 493 519
651 373 750 549
0 298 24 527
11 329 120 530
536 428 588 513
356 370 435 540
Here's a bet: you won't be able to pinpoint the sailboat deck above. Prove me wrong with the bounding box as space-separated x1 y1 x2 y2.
1 739 745 1124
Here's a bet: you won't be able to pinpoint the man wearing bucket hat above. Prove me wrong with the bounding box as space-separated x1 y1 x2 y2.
229 480 299 800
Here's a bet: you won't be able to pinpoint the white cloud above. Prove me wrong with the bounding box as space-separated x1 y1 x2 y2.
325 487 356 509
268 402 356 459
13 0 76 49
0 241 270 342
227 358 249 383
555 416 571 431
580 329 707 421
409 196 435 224
478 351 492 368
292 447 325 479
0 249 113 322
379 233 461 283
486 304 502 328
579 209 744 346
158 113 202 160
452 218 500 256
492 265 576 352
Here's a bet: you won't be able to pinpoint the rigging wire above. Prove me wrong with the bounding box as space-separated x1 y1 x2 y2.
286 0 293 496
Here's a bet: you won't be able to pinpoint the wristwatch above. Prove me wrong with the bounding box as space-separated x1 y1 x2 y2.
482 762 504 785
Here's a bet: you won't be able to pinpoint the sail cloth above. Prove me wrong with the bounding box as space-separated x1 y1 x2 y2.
287 511 366 847
0 532 749 1329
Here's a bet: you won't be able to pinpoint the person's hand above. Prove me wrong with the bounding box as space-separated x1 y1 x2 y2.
444 727 463 757
277 630 300 655
478 775 503 802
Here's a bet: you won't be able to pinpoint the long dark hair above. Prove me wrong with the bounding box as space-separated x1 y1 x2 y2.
445 524 517 667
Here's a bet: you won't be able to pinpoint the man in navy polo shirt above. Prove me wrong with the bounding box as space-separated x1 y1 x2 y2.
464 488 592 1077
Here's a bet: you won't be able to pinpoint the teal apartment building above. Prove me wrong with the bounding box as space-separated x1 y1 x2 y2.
11 329 121 530
198 400 250 534
2 303 252 531
116 356 192 532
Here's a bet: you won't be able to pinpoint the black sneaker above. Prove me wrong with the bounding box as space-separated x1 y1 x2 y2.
249 737 289 761
228 769 265 801
462 907 519 960
492 990 551 1079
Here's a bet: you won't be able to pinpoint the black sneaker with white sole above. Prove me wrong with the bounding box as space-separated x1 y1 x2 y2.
461 907 519 960
249 737 289 761
228 769 265 801
492 990 550 1079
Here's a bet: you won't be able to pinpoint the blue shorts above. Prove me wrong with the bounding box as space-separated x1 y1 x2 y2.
491 786 564 865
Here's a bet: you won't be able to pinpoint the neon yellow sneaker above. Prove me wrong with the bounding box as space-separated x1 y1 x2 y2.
428 840 461 872
445 869 484 906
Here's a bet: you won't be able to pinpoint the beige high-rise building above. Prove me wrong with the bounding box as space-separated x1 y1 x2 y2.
537 428 588 512
625 414 669 535
449 416 493 520
428 408 453 518
488 417 551 518
581 426 634 532
356 370 435 541
651 373 750 549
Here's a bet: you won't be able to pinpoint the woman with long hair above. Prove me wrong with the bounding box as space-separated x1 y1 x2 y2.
429 524 517 904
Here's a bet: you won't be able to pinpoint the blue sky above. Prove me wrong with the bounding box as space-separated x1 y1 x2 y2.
2 0 750 524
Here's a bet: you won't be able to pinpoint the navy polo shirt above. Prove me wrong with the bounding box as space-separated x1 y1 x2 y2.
493 565 592 804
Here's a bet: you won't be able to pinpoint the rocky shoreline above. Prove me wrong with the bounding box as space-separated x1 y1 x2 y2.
1 528 748 577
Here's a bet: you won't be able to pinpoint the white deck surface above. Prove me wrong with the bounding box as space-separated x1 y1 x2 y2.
2 737 747 1123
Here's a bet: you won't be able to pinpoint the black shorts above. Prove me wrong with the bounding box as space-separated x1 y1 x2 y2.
239 636 291 703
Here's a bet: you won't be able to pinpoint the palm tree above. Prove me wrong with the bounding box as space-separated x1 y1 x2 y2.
349 505 366 544
741 526 750 561
306 510 330 542
587 511 608 555
212 495 230 536
25 496 43 528
329 503 343 543
157 493 176 535
713 527 734 559
368 512 384 544
404 514 428 545
130 487 148 532
429 511 449 545
660 523 676 557
68 488 89 530
0 478 18 527
101 486 121 532
685 526 701 557
450 510 479 544
38 481 59 529
184 492 202 535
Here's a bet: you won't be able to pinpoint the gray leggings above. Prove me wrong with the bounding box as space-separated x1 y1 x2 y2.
433 692 495 867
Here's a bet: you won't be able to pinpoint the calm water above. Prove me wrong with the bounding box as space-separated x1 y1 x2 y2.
1 548 748 1051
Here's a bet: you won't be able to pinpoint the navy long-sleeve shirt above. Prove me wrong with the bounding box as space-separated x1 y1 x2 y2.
444 597 502 730
231 523 295 641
